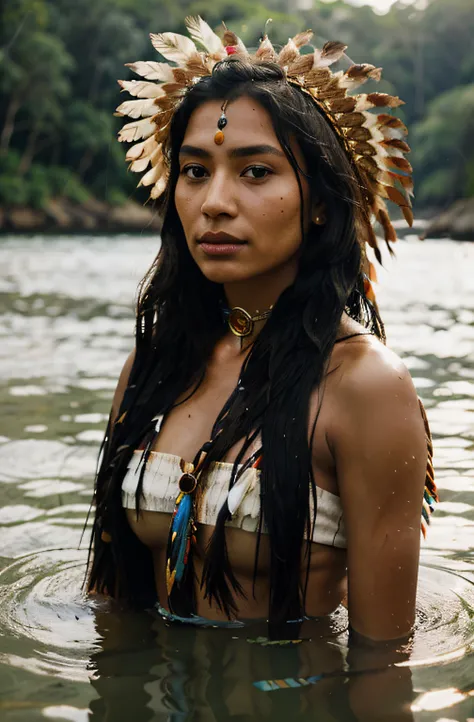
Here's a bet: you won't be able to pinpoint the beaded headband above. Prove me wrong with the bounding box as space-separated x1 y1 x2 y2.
115 16 414 261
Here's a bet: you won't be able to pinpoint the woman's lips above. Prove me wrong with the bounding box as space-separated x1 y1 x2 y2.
198 242 247 255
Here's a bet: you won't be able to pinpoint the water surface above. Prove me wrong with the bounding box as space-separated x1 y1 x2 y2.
0 234 473 721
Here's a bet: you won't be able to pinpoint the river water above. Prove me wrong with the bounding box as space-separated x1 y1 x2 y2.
0 233 473 721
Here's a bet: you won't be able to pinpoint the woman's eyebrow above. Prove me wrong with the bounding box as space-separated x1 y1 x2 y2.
179 144 285 159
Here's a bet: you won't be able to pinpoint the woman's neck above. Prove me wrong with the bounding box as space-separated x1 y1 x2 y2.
223 263 297 350
224 262 296 316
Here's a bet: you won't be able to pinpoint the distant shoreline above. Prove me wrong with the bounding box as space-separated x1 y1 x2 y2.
1 198 474 241
0 198 162 235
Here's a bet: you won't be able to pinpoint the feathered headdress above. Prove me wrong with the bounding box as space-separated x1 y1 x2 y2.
115 16 414 262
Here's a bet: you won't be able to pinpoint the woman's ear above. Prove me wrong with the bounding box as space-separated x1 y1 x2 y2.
312 200 327 226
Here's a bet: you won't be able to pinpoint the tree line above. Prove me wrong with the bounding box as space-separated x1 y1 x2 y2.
0 0 473 213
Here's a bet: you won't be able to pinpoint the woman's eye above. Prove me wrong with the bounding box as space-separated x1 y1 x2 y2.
243 166 271 180
182 165 207 180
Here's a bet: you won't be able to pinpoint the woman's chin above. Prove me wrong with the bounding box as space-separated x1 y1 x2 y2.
197 261 260 286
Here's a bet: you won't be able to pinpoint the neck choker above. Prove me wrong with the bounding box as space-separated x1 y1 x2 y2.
222 305 272 338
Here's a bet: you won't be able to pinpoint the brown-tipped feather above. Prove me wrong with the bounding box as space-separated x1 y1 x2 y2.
223 30 239 46
366 92 404 108
377 114 408 134
380 138 411 154
320 40 347 64
292 30 314 48
345 63 378 80
384 156 413 174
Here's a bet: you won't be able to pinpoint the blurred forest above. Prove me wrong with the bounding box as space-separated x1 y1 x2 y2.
1 0 473 216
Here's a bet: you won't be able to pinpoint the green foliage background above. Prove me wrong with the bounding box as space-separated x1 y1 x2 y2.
0 0 472 210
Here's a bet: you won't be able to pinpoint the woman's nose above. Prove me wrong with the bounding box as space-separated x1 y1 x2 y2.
200 172 238 218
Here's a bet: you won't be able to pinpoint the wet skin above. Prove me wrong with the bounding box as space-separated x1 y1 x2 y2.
113 96 427 642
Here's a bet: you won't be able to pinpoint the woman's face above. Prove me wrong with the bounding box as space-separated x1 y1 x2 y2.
174 95 313 285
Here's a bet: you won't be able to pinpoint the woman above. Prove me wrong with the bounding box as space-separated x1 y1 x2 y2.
86 18 437 646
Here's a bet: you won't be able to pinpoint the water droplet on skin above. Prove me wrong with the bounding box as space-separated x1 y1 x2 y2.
238 385 245 392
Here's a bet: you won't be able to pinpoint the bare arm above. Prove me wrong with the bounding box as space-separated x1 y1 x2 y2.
110 348 136 428
332 344 427 642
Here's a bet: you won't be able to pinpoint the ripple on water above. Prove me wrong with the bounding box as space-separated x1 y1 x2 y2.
0 550 473 685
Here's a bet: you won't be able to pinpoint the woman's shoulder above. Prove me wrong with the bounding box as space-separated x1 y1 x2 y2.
111 348 136 423
328 329 424 456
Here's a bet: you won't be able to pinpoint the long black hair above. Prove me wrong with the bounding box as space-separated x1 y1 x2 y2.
86 58 385 624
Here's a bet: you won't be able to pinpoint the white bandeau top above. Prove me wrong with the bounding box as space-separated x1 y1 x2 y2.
121 419 347 549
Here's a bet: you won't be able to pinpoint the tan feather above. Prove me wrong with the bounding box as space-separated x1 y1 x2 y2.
161 82 187 96
185 52 210 76
352 141 377 156
130 156 152 173
304 67 331 88
377 207 398 247
402 205 414 226
172 68 194 85
380 184 410 210
287 53 315 77
223 29 239 46
154 95 178 112
150 174 168 200
292 30 314 48
346 126 372 141
383 156 413 174
185 16 224 57
278 38 299 66
118 79 165 99
358 156 379 175
115 98 157 119
318 41 347 67
139 156 165 187
339 112 366 128
150 31 196 64
222 29 248 55
130 145 162 174
118 117 155 143
330 97 357 114
125 135 157 162
125 61 175 82
317 85 346 102
256 36 276 61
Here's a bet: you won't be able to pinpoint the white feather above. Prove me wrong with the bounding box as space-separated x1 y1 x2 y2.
227 470 256 516
125 61 175 82
185 16 225 56
130 156 152 173
118 117 155 143
150 175 168 199
119 80 165 99
130 145 162 173
115 98 157 119
125 135 158 162
150 32 196 64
